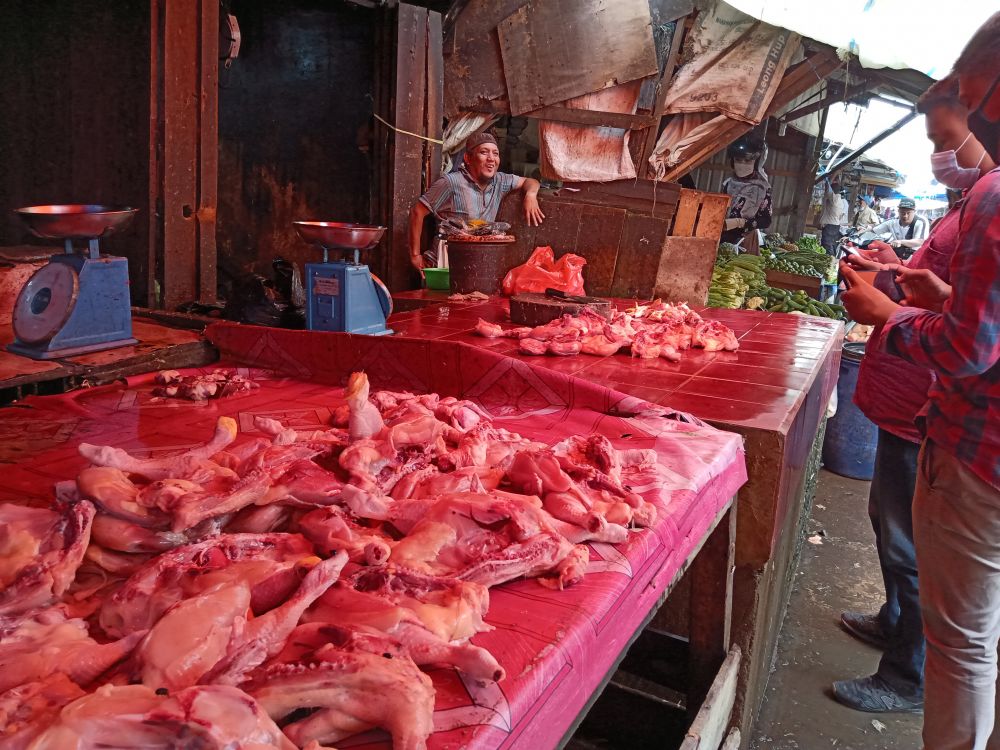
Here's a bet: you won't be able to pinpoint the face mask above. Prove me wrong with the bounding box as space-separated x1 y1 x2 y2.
968 73 1000 164
931 133 986 190
733 161 754 178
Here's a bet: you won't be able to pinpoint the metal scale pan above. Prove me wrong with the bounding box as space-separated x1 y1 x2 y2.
293 221 393 336
8 204 139 360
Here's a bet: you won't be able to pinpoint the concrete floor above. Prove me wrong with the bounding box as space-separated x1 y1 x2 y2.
750 469 923 750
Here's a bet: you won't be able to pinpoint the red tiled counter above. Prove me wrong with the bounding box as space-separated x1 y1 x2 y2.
389 291 842 734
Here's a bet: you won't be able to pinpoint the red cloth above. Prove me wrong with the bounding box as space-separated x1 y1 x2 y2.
0 325 747 749
854 206 961 443
879 171 1000 489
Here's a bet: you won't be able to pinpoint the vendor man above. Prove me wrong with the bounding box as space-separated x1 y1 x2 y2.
871 198 929 255
407 132 545 274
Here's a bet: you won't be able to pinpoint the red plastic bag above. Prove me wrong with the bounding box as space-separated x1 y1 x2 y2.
501 246 587 297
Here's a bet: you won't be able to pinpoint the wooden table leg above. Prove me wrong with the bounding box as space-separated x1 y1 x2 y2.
688 502 736 712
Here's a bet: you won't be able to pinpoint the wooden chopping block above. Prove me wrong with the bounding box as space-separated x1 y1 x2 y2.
509 293 612 326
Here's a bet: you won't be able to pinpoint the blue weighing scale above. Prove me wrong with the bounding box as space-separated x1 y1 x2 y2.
8 205 139 360
293 221 393 336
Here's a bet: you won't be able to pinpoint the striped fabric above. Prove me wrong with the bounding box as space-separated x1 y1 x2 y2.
419 167 521 222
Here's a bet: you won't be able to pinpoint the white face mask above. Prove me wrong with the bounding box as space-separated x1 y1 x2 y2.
930 132 986 190
733 160 755 178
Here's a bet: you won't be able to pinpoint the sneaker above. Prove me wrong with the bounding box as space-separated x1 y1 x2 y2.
840 611 889 650
831 675 923 714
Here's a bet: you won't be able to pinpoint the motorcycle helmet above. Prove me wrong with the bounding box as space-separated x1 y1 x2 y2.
727 135 768 171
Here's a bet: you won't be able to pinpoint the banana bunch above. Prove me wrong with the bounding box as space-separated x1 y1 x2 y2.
707 268 748 309
764 288 845 320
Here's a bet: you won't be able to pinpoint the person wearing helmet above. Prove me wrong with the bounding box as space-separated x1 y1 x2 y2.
871 198 929 258
720 135 772 250
853 194 880 231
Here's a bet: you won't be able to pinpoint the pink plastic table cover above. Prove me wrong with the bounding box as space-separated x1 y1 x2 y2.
0 323 747 750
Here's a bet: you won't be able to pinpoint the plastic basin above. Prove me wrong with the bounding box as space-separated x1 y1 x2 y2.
424 268 450 290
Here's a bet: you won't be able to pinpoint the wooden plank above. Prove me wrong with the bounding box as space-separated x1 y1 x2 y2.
573 205 626 296
637 13 688 175
687 504 736 710
443 0 525 120
148 0 163 306
694 193 730 240
721 728 741 750
388 3 429 292
497 0 658 116
424 10 444 187
765 269 823 298
162 0 200 309
672 189 701 237
198 0 219 304
560 179 681 221
652 236 716 304
523 105 656 130
610 213 671 298
680 647 742 750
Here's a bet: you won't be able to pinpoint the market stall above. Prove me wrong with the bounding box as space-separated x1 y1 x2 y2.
387 291 842 731
0 325 746 749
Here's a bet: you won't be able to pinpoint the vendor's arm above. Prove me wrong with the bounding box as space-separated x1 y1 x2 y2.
892 221 928 250
407 200 431 274
870 220 892 235
517 176 545 226
878 182 1000 378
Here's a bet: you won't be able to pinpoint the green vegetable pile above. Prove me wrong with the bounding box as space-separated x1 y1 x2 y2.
764 288 846 319
795 235 825 255
706 238 845 320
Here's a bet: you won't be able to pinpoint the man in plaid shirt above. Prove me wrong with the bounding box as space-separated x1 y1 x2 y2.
841 13 1000 748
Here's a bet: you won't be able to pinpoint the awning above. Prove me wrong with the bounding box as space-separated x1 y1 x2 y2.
721 0 997 80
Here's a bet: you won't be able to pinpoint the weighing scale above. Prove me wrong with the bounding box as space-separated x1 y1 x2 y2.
293 221 393 336
8 204 139 360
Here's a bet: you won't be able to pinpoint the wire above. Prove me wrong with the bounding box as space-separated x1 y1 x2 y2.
372 113 444 144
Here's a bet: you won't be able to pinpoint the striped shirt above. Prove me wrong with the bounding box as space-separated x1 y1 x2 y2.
419 167 522 222
879 169 1000 489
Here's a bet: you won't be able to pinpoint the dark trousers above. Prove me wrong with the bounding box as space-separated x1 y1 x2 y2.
869 428 924 695
821 224 841 255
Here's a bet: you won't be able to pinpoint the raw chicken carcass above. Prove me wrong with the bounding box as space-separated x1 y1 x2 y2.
77 416 239 481
152 368 260 401
246 644 435 750
345 371 386 441
548 334 583 356
296 506 393 564
693 319 740 351
99 533 316 637
28 683 295 750
138 552 347 690
0 501 94 616
518 337 548 355
0 608 144 693
0 674 86 750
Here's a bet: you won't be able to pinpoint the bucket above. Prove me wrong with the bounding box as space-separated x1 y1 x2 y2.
447 239 512 295
822 341 878 480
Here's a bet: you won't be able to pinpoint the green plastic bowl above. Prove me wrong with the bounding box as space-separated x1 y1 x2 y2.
424 267 450 291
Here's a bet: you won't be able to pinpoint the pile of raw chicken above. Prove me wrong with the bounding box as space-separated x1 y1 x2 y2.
476 300 739 360
0 372 662 749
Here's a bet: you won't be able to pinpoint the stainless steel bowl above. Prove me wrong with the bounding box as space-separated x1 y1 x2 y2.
15 205 139 240
294 221 386 250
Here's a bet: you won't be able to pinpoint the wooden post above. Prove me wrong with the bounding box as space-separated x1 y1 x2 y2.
387 4 429 293
156 0 218 310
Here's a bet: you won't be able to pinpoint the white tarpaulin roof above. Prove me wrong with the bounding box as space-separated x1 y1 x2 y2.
721 0 997 80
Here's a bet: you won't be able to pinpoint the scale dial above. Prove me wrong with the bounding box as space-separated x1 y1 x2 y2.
12 262 79 344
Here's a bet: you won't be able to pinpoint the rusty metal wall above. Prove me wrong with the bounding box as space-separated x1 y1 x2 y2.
217 1 376 290
689 146 809 240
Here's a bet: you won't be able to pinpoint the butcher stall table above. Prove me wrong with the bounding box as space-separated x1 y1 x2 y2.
390 290 842 737
1 324 747 750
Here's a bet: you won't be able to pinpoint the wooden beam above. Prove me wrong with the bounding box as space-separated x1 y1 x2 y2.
781 80 868 123
526 105 656 130
148 0 162 306
638 14 688 176
424 10 443 184
197 0 219 304
161 0 199 310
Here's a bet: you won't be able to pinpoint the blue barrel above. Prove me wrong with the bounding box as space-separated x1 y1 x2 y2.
823 342 878 480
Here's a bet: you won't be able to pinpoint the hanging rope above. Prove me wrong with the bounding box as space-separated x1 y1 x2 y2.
372 113 443 144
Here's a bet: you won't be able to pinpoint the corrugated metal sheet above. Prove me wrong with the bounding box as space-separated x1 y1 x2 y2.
689 146 808 239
